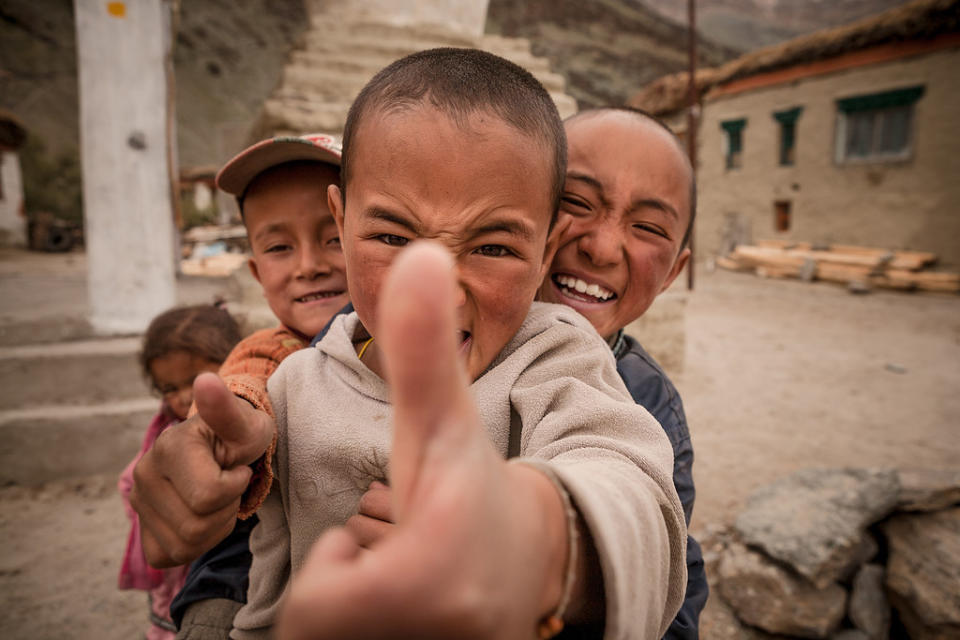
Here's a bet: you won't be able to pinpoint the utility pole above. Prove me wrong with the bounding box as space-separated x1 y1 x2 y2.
687 0 698 291
74 0 177 334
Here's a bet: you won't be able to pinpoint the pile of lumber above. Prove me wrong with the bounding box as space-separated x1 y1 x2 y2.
717 240 960 293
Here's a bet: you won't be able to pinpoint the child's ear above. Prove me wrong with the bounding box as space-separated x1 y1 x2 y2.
328 183 345 237
659 247 691 294
248 256 262 285
538 215 571 281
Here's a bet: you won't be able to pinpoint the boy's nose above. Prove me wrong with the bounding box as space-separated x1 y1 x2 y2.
578 224 622 268
298 246 332 279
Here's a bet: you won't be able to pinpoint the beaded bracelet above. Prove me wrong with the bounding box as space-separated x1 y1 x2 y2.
535 467 579 640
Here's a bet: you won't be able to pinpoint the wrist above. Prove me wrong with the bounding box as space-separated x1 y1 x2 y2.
508 462 577 636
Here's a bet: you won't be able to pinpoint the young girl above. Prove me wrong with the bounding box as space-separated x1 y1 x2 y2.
118 304 242 640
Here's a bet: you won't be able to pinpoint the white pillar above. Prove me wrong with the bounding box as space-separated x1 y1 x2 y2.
0 151 26 247
74 0 177 335
312 0 491 37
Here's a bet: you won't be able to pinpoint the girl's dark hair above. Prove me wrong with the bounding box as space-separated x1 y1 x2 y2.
139 304 243 378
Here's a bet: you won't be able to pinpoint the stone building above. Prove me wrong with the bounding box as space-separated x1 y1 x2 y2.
632 0 960 267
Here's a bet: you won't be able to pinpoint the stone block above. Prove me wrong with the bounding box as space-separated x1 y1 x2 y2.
718 542 847 638
896 469 960 512
735 468 899 588
882 508 960 640
849 564 889 639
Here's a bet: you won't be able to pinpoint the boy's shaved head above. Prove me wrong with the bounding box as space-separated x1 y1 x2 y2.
566 107 697 250
341 47 567 216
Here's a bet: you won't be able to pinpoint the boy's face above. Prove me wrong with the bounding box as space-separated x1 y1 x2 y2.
331 104 558 381
245 163 349 339
538 112 691 340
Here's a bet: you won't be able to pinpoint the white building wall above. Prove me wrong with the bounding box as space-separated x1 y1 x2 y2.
0 151 26 247
74 0 176 334
696 46 960 267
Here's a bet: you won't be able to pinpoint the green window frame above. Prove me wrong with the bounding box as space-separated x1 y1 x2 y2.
721 118 746 170
773 107 803 166
835 86 924 163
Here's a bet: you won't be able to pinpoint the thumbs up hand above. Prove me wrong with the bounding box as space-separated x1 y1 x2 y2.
131 373 275 567
276 243 570 640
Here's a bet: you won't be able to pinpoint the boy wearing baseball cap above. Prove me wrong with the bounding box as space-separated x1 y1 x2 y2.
141 134 349 637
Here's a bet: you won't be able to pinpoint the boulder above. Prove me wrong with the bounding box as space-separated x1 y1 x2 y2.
734 468 899 588
848 564 889 639
882 507 960 640
830 631 870 640
896 469 960 512
718 542 847 638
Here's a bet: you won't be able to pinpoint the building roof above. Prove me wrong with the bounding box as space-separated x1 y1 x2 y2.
630 0 960 116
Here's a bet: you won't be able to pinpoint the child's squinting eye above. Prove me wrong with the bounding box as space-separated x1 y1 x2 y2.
634 223 669 239
474 244 511 258
264 243 291 253
560 195 591 214
377 234 408 247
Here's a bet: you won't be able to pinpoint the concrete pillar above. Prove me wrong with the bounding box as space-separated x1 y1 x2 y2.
74 0 177 334
0 151 26 247
311 0 491 37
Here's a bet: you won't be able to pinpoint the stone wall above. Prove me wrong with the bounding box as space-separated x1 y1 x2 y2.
701 467 960 639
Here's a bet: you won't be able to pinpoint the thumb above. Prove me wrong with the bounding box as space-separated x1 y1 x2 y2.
193 372 274 468
378 242 478 517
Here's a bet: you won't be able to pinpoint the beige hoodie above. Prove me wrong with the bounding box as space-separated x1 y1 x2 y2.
231 302 687 640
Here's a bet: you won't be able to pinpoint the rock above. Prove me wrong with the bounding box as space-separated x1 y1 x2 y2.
882 508 960 639
896 469 960 512
831 631 870 640
837 532 878 583
718 542 847 638
700 589 792 640
849 564 889 639
734 468 899 588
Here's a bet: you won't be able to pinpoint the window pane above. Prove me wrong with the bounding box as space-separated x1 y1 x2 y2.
878 105 910 153
845 111 874 158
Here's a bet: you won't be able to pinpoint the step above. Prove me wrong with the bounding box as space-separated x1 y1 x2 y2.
0 397 156 485
307 17 477 47
0 337 146 411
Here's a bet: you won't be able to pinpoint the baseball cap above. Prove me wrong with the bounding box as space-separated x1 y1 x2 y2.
216 133 342 197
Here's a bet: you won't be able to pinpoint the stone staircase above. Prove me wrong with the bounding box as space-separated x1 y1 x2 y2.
0 336 155 485
250 15 577 141
0 248 239 486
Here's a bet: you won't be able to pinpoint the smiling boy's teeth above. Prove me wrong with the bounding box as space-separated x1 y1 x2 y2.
555 275 614 301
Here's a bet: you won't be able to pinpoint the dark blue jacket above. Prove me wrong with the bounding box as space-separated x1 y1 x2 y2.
173 308 706 637
611 331 707 640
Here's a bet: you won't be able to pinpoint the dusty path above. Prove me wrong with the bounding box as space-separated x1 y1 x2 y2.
1 267 957 639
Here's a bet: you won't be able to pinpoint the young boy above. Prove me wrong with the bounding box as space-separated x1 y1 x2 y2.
230 48 687 640
542 107 708 638
346 107 709 639
131 133 348 637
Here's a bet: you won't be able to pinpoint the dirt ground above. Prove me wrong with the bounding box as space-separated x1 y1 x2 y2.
1 265 958 639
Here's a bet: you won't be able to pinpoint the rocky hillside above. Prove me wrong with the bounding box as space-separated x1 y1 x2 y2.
486 0 738 110
642 0 909 51
0 0 903 226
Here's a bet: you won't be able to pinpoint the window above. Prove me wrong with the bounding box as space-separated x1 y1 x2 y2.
721 119 746 170
773 107 803 166
836 86 924 163
774 200 791 232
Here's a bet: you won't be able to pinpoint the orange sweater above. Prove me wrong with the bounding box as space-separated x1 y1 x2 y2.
218 325 307 517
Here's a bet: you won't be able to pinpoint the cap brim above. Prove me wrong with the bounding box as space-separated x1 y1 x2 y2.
216 138 341 196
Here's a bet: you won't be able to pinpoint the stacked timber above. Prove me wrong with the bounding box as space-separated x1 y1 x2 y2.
717 240 960 293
